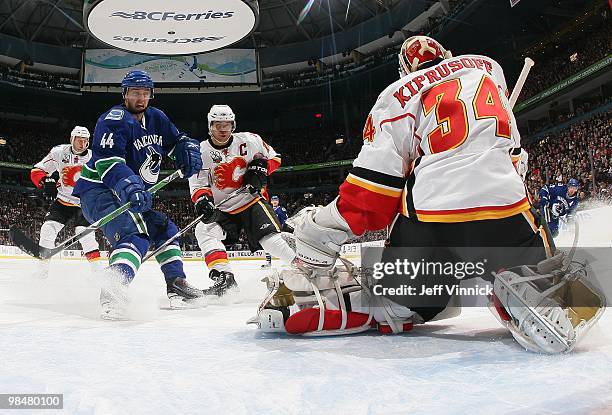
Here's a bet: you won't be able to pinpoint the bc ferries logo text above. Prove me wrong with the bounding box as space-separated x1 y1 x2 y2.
110 11 235 21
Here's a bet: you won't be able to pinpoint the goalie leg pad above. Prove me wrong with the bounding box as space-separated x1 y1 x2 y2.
285 308 372 335
250 259 423 336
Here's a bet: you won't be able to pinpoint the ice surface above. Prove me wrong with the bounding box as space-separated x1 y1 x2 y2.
1 207 611 415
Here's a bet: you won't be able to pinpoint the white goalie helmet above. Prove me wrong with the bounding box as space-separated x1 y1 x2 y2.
70 125 90 150
207 104 236 132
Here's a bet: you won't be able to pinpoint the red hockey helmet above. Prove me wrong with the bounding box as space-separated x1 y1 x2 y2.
398 36 452 77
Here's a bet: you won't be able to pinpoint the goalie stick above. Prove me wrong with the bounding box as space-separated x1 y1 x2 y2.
10 169 184 260
509 57 535 108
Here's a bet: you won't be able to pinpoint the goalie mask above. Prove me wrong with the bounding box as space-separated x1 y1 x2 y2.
398 36 452 77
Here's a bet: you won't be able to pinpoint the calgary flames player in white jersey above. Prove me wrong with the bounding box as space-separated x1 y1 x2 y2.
30 126 102 278
189 105 297 297
249 37 604 354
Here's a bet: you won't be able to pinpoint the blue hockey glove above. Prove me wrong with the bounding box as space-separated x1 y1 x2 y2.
175 137 202 178
114 175 152 213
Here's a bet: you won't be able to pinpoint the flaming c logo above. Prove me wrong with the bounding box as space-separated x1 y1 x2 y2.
61 165 82 187
213 157 247 190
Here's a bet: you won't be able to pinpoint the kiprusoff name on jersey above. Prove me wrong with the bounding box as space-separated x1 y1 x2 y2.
134 134 163 151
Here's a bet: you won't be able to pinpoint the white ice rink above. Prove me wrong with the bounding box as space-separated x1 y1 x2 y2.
1 207 611 415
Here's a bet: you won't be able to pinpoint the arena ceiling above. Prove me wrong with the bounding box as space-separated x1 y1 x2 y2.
0 0 403 49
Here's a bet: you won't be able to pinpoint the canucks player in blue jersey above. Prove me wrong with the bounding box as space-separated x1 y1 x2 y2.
73 70 203 319
271 195 289 226
538 178 580 237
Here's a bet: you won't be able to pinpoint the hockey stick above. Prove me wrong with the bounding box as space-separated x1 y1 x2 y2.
509 57 534 108
542 167 551 224
142 186 249 262
142 214 203 262
10 169 184 259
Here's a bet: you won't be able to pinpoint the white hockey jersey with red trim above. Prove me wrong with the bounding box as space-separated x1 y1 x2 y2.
188 132 281 213
32 144 92 206
338 54 529 234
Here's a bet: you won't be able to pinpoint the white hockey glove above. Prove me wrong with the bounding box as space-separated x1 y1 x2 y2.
293 202 351 268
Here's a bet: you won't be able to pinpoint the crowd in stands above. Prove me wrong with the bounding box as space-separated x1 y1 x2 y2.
263 44 399 91
524 96 610 135
262 0 470 92
0 120 69 165
0 119 365 168
524 109 612 205
264 3 609 94
518 14 610 102
0 62 79 92
265 127 363 166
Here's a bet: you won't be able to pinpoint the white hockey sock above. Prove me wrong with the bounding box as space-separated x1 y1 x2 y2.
260 233 296 265
39 220 64 249
76 226 100 253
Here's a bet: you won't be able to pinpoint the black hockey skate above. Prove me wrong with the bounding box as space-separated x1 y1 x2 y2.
202 269 239 297
166 277 206 309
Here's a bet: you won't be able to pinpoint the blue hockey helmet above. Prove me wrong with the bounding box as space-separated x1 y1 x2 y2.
567 178 579 188
271 195 279 201
121 70 154 98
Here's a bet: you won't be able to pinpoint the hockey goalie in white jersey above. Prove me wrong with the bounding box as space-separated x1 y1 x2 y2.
189 105 298 297
249 36 605 353
30 126 102 278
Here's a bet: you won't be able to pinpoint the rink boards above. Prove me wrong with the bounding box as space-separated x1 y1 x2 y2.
1 205 609 261
0 239 383 262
